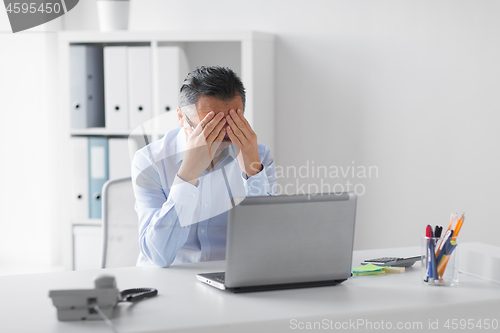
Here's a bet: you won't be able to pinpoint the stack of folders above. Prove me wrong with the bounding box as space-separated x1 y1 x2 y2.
69 44 190 219
70 44 189 131
425 213 465 282
71 137 145 219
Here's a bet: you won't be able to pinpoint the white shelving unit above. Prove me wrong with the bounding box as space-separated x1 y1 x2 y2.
56 31 275 270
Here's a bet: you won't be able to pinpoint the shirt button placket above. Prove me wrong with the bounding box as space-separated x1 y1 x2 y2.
200 169 212 262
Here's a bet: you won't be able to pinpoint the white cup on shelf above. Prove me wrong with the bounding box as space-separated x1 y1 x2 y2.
97 0 130 31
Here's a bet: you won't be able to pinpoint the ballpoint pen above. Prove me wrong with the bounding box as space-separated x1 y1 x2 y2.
430 230 438 280
432 225 442 248
437 214 459 253
437 240 457 277
183 110 195 129
436 229 452 257
436 234 453 266
426 225 433 281
435 221 450 259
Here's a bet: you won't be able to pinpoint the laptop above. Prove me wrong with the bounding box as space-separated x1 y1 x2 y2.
196 192 357 293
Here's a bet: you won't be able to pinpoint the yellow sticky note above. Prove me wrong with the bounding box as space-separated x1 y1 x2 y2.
383 267 405 274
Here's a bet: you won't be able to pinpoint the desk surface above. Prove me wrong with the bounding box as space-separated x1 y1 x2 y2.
1 246 499 333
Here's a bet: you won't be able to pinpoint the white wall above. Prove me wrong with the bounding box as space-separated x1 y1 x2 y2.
2 0 499 271
0 7 62 270
127 0 500 250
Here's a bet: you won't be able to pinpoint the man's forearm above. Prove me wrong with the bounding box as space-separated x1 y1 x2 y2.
135 177 200 267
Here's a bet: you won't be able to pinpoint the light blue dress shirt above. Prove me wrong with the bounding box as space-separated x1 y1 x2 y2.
132 127 277 267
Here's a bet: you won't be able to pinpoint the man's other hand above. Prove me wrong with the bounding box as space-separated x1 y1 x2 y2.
226 109 262 178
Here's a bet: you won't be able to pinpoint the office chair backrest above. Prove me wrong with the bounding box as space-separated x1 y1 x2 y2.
101 177 139 268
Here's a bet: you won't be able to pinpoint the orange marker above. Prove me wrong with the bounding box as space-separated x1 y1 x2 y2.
452 213 465 240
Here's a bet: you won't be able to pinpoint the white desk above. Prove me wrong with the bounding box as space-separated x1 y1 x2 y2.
1 246 499 333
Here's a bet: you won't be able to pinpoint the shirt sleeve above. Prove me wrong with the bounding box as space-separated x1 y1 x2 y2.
131 150 199 268
241 145 278 196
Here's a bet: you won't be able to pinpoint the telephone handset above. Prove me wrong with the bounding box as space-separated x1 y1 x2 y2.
49 275 157 322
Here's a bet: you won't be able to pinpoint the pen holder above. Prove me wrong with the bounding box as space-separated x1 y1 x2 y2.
421 236 459 286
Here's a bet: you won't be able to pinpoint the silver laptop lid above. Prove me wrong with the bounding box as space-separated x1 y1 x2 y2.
225 192 357 288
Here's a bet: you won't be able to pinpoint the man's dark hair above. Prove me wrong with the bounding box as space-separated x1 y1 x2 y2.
179 66 246 110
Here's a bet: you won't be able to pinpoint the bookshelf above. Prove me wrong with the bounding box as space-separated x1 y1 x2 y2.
56 31 275 270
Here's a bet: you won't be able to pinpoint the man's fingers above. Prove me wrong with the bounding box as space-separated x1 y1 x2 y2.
192 111 215 135
226 125 242 146
209 128 226 159
203 112 225 139
226 113 248 143
227 109 251 140
237 109 256 135
210 127 226 152
215 127 226 142
206 117 226 143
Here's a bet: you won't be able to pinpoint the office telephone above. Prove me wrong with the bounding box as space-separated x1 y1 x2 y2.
49 275 157 322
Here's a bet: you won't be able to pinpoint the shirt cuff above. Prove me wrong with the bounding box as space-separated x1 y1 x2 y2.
170 174 200 227
242 164 271 196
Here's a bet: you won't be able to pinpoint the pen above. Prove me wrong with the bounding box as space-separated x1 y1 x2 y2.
426 225 438 280
436 219 452 257
433 225 442 248
426 225 432 280
183 111 195 129
438 240 457 277
437 214 459 253
436 235 452 266
429 231 438 280
436 229 452 257
438 214 463 277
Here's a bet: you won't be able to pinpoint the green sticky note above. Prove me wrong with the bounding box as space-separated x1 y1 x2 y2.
353 271 386 276
352 263 387 274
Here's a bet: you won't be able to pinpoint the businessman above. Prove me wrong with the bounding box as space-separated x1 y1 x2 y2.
132 66 277 267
